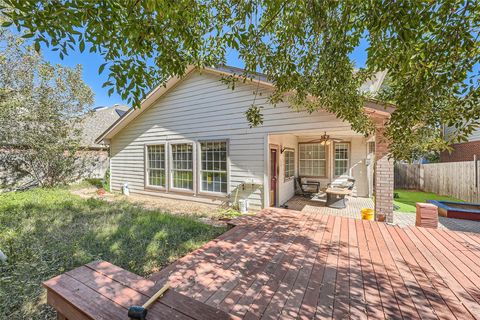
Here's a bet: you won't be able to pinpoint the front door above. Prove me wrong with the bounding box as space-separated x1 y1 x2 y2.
270 147 278 207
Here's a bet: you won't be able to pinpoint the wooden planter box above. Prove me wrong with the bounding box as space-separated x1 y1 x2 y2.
416 202 438 228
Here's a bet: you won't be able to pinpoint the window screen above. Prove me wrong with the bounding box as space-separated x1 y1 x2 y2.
299 143 326 177
368 141 376 154
334 143 350 176
284 149 295 179
200 141 227 193
146 145 166 187
171 143 193 190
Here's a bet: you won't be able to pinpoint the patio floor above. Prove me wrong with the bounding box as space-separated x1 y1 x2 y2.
285 195 374 219
286 195 480 233
150 208 480 319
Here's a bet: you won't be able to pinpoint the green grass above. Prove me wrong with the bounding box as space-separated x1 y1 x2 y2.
0 188 227 319
69 178 105 190
394 189 462 213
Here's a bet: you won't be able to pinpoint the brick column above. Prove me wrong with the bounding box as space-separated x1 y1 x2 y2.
374 118 394 223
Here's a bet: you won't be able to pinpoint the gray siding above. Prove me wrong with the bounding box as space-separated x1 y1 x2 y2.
110 71 355 209
444 125 480 143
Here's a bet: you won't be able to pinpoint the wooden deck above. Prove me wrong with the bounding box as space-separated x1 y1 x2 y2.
151 208 480 319
43 261 235 319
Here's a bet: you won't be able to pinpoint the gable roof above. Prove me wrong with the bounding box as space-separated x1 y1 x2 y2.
81 104 129 148
96 65 393 144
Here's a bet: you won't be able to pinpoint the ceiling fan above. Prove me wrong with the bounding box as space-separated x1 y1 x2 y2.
305 131 343 144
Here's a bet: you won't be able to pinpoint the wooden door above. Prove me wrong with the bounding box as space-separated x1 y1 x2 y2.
270 147 278 207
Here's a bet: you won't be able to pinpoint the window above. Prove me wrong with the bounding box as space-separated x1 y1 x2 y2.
334 143 350 176
284 149 295 180
146 145 166 187
171 143 193 190
299 143 326 177
368 141 375 154
200 141 227 193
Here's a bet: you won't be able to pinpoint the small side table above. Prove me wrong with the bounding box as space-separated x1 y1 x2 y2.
326 188 352 209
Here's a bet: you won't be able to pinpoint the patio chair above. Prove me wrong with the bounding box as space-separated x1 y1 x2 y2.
295 177 320 197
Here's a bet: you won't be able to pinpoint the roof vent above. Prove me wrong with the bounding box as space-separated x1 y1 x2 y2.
93 106 108 111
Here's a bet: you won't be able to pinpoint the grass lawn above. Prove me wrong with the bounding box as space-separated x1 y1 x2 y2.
0 188 227 319
394 189 463 213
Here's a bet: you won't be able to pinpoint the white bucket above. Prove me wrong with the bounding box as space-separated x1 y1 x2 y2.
122 183 130 196
238 199 249 214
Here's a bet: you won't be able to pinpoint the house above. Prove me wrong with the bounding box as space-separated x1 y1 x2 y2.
0 104 127 188
96 66 395 221
440 125 480 162
79 104 128 178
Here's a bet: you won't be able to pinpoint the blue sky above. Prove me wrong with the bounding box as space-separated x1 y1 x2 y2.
42 39 369 108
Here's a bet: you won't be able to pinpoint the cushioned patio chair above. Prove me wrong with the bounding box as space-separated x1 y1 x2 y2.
295 177 320 197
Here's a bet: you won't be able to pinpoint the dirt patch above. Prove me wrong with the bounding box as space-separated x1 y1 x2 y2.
70 187 229 227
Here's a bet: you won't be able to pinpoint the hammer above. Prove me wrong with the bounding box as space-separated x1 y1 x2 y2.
128 283 170 320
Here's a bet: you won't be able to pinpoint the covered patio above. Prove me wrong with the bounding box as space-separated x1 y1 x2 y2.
150 207 480 319
266 120 392 220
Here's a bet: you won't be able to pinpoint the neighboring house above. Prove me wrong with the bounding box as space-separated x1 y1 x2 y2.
440 125 480 162
96 66 395 221
80 104 128 178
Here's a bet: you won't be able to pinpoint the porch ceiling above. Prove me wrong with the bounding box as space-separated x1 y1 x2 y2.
269 129 366 138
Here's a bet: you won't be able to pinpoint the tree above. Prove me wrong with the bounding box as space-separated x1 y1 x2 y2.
0 25 94 188
1 1 478 160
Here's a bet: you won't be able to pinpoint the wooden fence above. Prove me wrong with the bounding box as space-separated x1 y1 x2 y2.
394 160 480 202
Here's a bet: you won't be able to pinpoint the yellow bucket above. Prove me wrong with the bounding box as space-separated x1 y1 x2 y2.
361 208 374 221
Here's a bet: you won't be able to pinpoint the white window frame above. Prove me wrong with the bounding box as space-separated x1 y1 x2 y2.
284 148 295 181
367 141 376 155
198 139 229 196
334 142 351 177
144 143 167 190
298 142 327 178
169 141 196 193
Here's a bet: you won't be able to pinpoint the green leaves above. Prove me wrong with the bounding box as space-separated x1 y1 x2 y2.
0 27 94 187
79 39 85 53
245 104 264 128
98 63 107 75
0 0 479 160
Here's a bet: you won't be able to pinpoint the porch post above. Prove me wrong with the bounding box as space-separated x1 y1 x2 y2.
374 118 394 223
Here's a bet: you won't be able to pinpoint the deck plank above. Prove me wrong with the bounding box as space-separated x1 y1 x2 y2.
222 212 315 316
369 221 420 319
197 213 312 305
332 217 350 319
67 266 192 320
409 227 480 304
391 227 450 319
147 208 480 320
43 273 130 320
363 220 402 319
315 216 341 319
280 214 328 320
248 213 316 319
296 215 335 320
241 212 318 317
82 261 233 320
355 218 385 318
377 223 438 319
426 228 480 282
401 227 479 318
347 217 367 320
